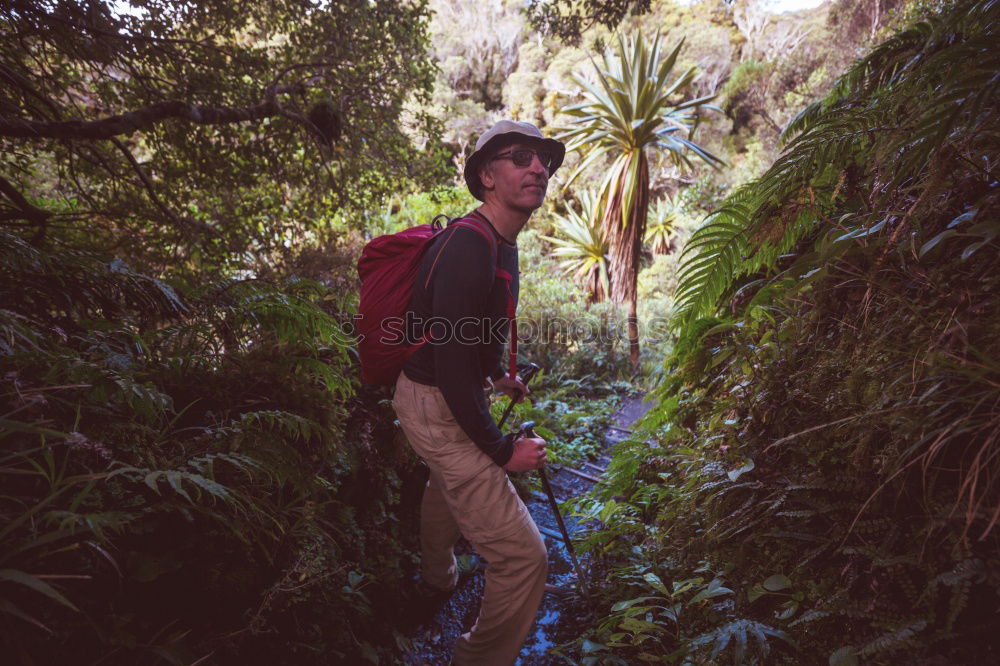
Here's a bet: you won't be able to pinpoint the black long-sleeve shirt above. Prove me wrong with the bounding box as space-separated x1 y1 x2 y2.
402 213 519 466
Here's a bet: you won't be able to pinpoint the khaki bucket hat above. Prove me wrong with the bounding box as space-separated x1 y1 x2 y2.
463 120 566 201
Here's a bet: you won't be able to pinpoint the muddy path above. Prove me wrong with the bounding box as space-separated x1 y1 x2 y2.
402 393 656 665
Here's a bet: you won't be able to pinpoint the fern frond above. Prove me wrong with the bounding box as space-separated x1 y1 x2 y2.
676 0 1000 325
858 620 927 658
687 618 794 662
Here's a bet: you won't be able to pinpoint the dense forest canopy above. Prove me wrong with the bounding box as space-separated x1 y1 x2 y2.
2 0 997 664
0 0 447 278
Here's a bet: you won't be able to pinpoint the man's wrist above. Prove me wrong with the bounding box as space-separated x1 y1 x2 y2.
496 432 516 467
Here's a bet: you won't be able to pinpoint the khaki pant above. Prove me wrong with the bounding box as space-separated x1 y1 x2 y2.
393 372 547 666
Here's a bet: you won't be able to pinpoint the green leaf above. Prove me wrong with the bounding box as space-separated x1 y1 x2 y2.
747 584 767 603
727 459 755 482
620 616 664 634
689 578 734 603
0 599 52 633
0 569 79 612
776 600 799 620
643 572 670 595
961 239 989 260
611 596 663 612
918 229 958 258
947 208 978 228
762 574 791 592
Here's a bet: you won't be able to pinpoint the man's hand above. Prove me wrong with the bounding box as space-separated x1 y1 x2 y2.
493 373 529 402
503 434 547 472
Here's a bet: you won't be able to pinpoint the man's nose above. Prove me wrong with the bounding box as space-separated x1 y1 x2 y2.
528 154 548 176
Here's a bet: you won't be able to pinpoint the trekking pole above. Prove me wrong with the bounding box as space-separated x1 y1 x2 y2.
496 362 540 430
517 420 589 595
492 362 589 594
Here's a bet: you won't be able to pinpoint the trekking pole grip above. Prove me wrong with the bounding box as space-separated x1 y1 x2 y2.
496 363 540 430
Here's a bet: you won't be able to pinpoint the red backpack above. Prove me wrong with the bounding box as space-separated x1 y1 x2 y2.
355 213 518 386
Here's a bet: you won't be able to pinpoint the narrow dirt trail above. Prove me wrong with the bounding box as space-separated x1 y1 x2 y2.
403 393 656 665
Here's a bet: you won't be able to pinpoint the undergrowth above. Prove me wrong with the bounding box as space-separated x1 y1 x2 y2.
0 233 425 664
568 1 1000 663
493 372 637 467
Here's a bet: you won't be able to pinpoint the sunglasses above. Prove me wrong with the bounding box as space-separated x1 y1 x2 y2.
491 148 556 172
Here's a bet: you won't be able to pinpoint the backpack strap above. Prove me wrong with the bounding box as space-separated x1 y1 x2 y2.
423 216 497 289
424 214 518 379
495 266 517 378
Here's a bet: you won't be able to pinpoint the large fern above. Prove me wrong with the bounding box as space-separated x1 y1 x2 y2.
676 0 1000 324
0 227 425 664
574 2 1000 663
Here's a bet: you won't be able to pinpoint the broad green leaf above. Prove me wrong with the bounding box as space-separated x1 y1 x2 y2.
689 578 734 603
727 459 755 482
643 572 669 595
762 574 791 592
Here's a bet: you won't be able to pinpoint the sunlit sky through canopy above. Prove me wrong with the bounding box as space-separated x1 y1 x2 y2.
766 0 827 12
109 0 830 19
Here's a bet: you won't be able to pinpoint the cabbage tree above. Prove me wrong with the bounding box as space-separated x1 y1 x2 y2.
542 190 609 304
559 32 723 369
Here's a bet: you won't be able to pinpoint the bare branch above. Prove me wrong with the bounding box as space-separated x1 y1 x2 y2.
0 62 63 120
107 138 224 241
109 138 177 223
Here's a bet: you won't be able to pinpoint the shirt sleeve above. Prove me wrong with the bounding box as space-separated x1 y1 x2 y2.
426 227 513 466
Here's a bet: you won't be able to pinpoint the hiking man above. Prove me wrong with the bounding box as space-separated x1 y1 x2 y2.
392 120 565 665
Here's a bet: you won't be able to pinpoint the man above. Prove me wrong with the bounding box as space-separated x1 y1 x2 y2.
392 120 565 665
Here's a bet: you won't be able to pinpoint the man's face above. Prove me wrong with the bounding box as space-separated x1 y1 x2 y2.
479 142 550 213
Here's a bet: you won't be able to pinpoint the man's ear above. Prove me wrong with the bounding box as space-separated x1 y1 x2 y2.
478 164 496 195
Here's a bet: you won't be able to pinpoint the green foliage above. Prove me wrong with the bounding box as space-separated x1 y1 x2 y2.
494 373 631 467
720 60 773 114
0 232 424 664
515 227 633 380
677 0 1000 325
527 0 654 45
0 0 446 276
644 195 679 255
570 1 1000 663
559 31 724 195
558 29 724 367
542 190 611 304
368 185 476 237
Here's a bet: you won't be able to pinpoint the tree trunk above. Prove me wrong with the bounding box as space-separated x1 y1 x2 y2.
601 150 649 371
627 295 640 370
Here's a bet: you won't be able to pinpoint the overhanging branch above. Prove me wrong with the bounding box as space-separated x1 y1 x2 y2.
0 98 282 140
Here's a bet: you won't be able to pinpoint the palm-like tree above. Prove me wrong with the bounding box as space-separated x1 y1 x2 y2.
541 190 609 304
559 31 723 368
645 195 679 255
